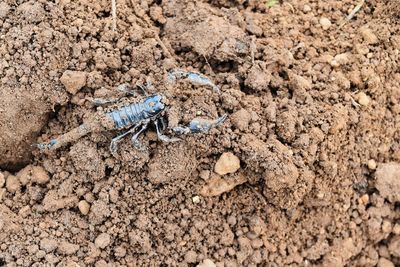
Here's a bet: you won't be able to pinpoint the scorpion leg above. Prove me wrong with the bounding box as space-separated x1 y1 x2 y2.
110 124 141 154
154 119 180 143
167 69 220 93
173 114 227 135
131 122 150 150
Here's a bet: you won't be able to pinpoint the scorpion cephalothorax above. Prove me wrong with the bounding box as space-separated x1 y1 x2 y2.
36 69 227 154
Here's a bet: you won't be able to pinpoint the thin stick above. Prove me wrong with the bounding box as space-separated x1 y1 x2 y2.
112 0 117 31
338 0 365 29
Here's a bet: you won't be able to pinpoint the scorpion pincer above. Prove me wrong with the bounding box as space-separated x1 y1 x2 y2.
36 69 227 154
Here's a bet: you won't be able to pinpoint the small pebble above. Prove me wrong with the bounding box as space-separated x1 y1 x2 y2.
0 2 10 19
358 194 369 205
393 223 400 235
377 257 395 267
319 17 331 30
199 170 210 180
78 200 90 215
0 172 5 187
192 195 201 204
368 159 377 170
214 152 240 175
31 166 50 184
360 27 379 45
303 5 311 13
331 53 350 67
95 233 111 249
382 220 392 233
60 70 87 94
6 175 20 193
185 250 197 263
197 259 216 267
356 92 370 106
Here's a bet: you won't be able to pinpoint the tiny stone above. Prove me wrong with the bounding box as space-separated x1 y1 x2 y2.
185 250 198 263
360 27 379 45
382 220 392 233
199 170 210 180
6 175 20 193
377 257 395 267
358 194 369 205
0 2 10 19
0 172 4 187
331 53 350 67
319 17 331 30
95 233 111 249
368 159 377 170
60 70 87 94
356 92 370 106
95 260 109 267
192 195 201 204
35 250 46 259
303 5 311 13
393 224 400 235
197 259 216 267
40 238 58 253
31 166 50 184
78 200 90 215
214 152 241 175
57 241 79 255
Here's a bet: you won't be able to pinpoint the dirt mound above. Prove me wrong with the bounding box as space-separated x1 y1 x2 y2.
0 0 399 266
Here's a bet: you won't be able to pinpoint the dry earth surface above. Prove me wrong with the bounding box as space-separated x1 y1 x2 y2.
0 0 399 266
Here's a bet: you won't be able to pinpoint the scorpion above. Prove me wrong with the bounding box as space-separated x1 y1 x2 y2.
36 69 227 154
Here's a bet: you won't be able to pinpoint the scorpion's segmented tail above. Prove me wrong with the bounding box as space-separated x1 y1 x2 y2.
35 124 92 151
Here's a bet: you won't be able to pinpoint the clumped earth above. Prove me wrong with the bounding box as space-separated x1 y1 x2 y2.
0 0 399 266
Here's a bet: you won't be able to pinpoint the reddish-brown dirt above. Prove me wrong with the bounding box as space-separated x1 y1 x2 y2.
0 0 399 266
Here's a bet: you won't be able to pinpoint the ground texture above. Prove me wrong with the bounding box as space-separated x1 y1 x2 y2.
0 0 399 266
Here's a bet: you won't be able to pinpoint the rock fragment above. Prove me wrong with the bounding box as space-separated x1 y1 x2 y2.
214 152 240 175
355 92 370 106
0 2 10 19
388 236 400 257
0 172 5 187
231 109 251 131
60 70 87 94
95 233 111 249
375 162 400 202
197 259 217 267
319 17 331 30
40 238 58 253
368 159 377 170
6 175 20 193
200 173 247 197
360 27 379 45
57 241 79 255
17 165 50 185
78 200 91 215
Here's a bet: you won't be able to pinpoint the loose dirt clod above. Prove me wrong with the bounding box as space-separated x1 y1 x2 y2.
60 70 87 95
95 233 111 249
0 172 5 188
214 152 241 175
6 175 20 193
375 162 400 203
197 259 216 267
200 174 247 197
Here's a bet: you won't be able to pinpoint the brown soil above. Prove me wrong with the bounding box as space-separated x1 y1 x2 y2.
1 0 399 266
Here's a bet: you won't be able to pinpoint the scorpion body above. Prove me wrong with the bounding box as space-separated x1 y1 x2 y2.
36 69 227 154
106 94 164 129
